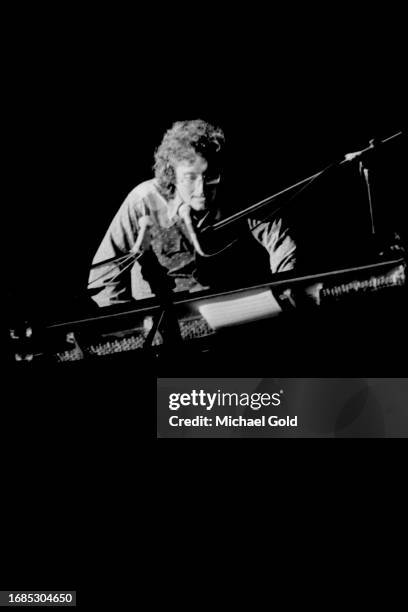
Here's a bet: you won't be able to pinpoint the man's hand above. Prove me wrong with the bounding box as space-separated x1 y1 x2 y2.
131 214 152 254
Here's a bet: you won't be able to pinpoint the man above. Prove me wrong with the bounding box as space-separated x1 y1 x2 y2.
88 119 296 307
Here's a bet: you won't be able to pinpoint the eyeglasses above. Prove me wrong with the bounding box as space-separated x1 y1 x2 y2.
179 174 221 187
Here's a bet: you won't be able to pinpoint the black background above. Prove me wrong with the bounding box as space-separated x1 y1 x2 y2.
5 7 405 313
2 4 406 603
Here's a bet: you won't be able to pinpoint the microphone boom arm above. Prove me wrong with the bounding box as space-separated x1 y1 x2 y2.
209 130 403 234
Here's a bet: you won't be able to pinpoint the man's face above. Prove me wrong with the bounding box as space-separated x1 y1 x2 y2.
174 155 220 212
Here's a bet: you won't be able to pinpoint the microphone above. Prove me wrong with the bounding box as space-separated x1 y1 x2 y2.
342 131 402 164
343 140 376 163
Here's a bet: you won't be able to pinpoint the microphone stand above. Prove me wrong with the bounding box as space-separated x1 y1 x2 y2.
142 291 183 353
343 136 379 238
208 131 402 236
341 131 402 257
360 151 376 237
138 253 183 353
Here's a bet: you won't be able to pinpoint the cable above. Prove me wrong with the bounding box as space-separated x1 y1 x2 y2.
102 252 141 286
87 252 140 286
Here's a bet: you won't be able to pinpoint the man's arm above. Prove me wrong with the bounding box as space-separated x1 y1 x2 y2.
249 215 296 273
88 196 143 306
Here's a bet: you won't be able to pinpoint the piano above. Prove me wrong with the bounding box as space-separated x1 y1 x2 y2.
8 254 406 369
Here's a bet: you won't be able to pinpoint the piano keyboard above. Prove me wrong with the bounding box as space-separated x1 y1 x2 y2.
320 263 405 302
55 315 214 362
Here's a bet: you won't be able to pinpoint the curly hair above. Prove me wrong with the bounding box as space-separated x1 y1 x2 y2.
153 119 225 199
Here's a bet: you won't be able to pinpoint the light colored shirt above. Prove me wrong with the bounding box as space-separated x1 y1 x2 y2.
88 179 296 307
